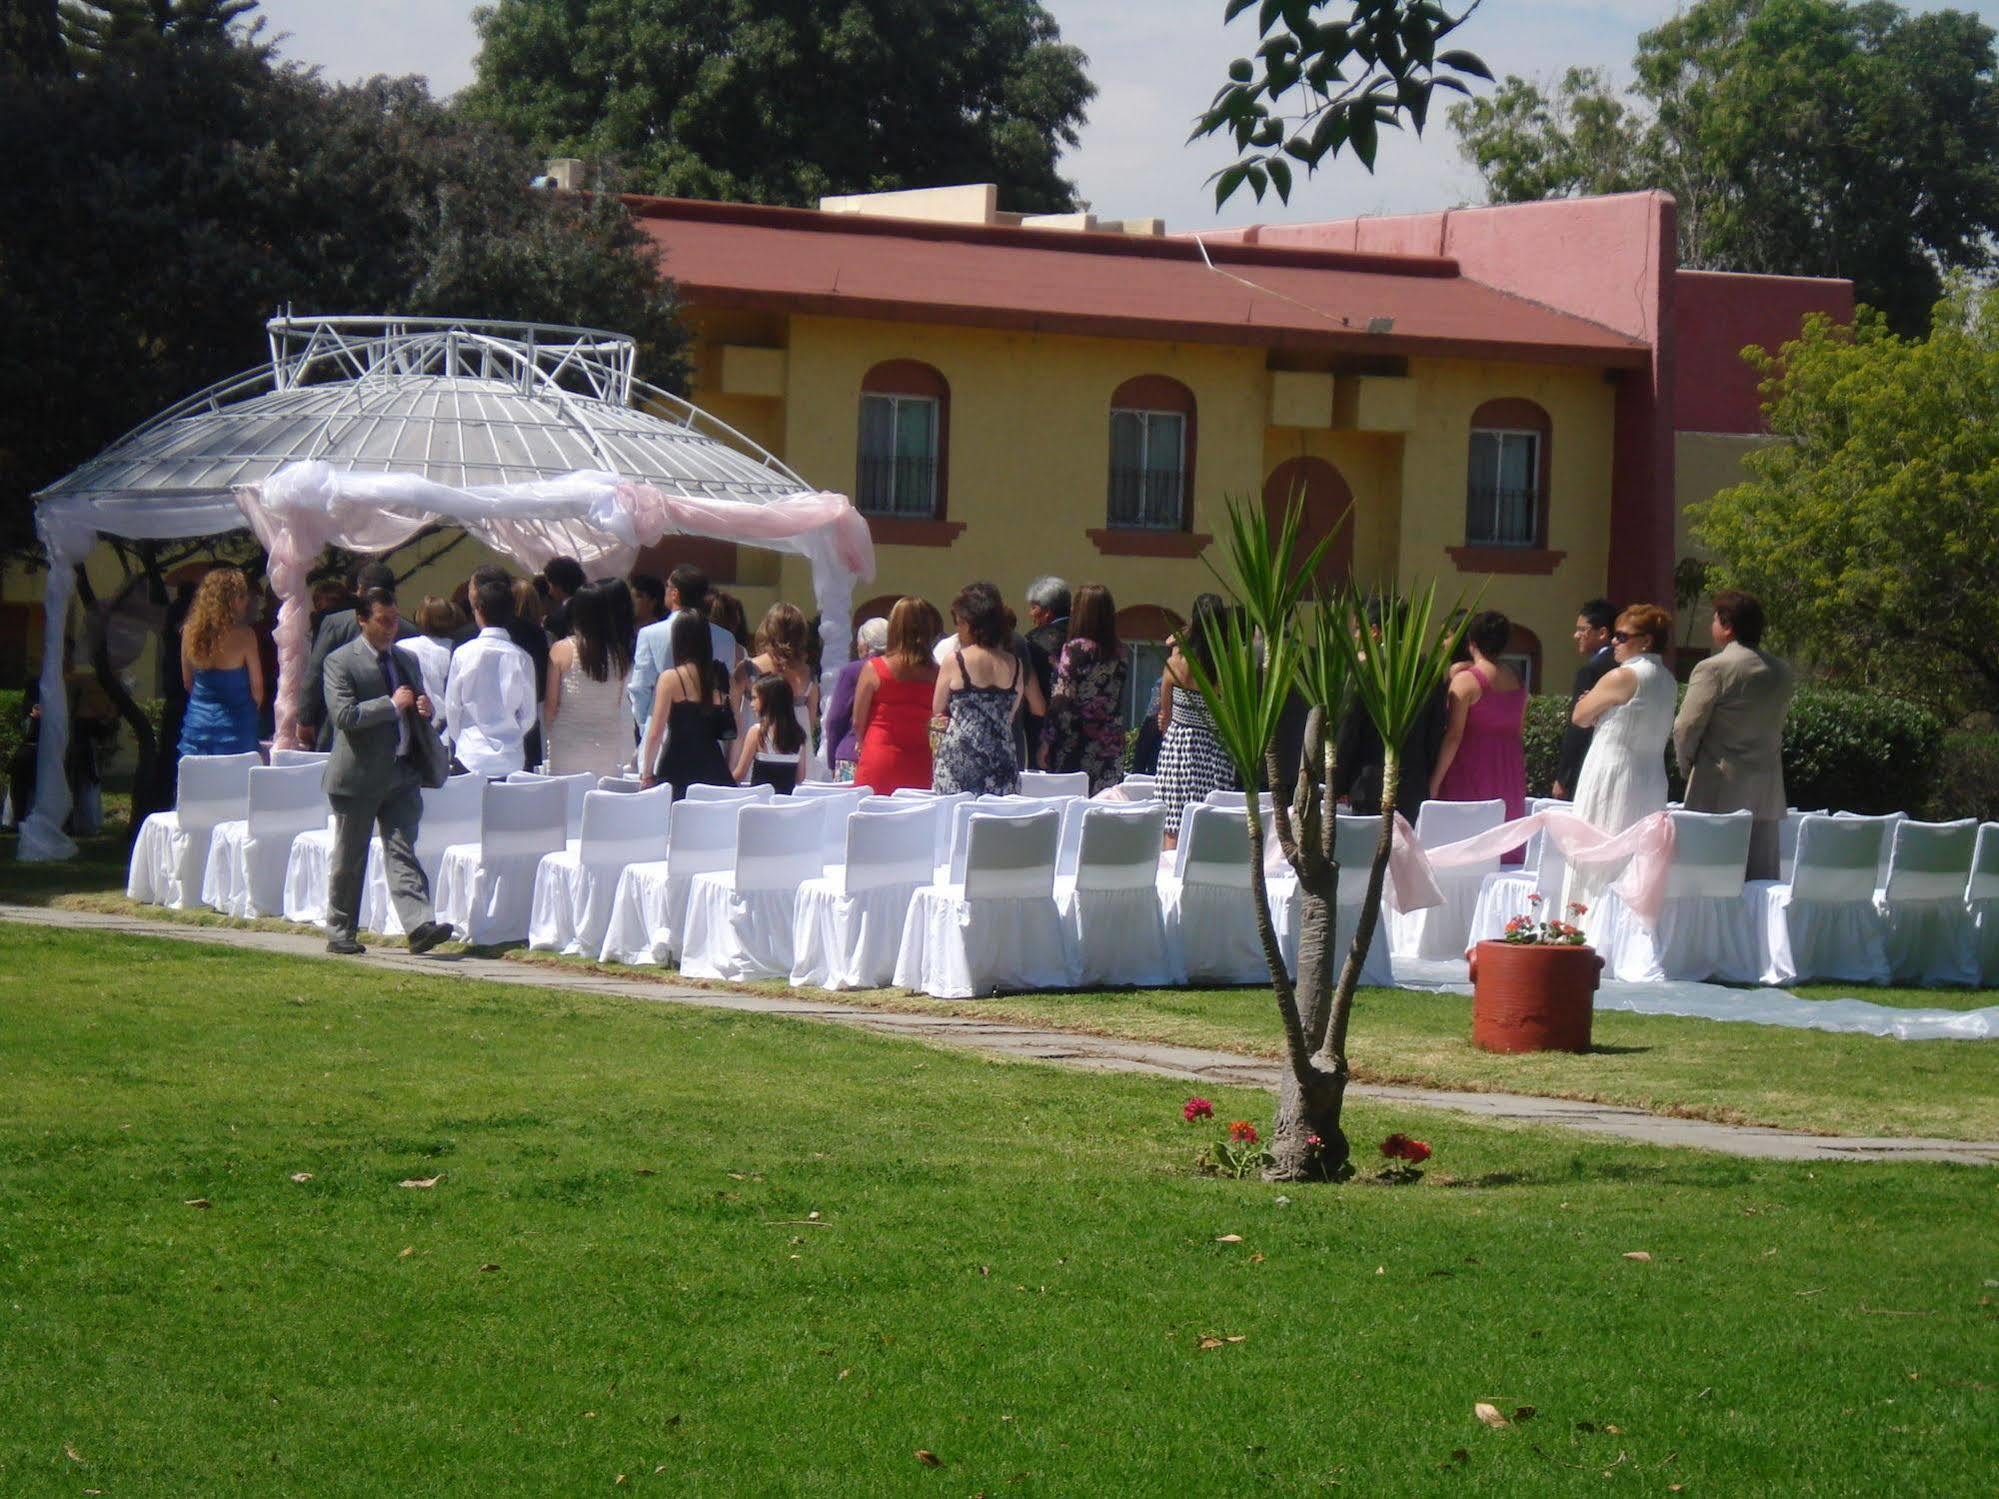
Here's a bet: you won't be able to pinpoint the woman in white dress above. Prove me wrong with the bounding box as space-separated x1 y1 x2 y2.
543 580 636 778
1561 603 1677 939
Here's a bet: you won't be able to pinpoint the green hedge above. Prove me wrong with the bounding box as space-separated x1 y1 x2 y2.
0 688 22 774
1526 684 1947 815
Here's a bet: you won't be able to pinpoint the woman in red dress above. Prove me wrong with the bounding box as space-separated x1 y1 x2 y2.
853 596 944 795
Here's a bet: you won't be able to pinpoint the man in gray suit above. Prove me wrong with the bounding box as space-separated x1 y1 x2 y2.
323 588 452 957
1673 589 1795 880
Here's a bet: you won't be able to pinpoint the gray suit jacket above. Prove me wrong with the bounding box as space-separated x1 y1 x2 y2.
1672 641 1795 821
323 637 427 801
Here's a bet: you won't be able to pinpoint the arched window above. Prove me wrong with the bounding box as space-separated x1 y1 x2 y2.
1262 456 1354 586
857 361 949 521
1465 398 1552 549
1107 376 1197 532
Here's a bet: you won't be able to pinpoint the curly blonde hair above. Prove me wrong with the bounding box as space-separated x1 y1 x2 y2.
184 567 249 665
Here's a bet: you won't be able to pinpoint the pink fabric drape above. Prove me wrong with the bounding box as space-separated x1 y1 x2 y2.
1416 808 1677 923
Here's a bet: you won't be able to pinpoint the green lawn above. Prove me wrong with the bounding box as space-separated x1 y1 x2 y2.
1 924 1993 1495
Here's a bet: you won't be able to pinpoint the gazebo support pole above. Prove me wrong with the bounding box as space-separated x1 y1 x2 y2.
17 513 91 861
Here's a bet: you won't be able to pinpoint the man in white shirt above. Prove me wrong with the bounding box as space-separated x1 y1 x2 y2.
443 577 538 775
629 563 741 737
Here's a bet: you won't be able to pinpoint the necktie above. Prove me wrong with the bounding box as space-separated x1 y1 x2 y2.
379 651 412 758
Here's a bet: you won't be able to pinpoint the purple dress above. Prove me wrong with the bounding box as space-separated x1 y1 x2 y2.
1437 663 1527 854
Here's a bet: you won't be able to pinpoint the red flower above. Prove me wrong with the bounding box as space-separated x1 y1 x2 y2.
1379 1133 1433 1163
1305 1133 1324 1149
1568 901 1589 916
1227 1120 1259 1145
1183 1097 1214 1122
1527 892 1544 906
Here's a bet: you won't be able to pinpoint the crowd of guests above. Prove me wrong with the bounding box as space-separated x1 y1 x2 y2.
146 548 1795 882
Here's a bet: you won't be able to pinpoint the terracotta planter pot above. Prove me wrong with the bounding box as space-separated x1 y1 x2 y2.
1468 941 1603 1054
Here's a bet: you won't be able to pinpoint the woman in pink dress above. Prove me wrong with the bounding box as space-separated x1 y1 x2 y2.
1431 610 1528 855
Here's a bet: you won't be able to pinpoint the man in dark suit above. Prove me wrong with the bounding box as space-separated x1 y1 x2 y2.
296 561 414 750
321 588 452 957
540 555 586 641
1553 598 1618 799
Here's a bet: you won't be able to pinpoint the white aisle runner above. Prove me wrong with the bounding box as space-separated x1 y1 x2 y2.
1392 958 1999 1041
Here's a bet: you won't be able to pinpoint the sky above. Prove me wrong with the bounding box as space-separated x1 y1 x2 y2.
254 0 1999 233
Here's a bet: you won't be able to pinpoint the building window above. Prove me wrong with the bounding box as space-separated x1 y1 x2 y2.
857 360 950 523
1107 376 1197 532
1464 398 1553 549
857 394 938 516
1114 604 1183 730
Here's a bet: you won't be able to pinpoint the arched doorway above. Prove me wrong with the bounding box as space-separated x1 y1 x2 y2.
1262 457 1354 588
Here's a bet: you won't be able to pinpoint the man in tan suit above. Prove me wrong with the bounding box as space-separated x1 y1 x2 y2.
1673 590 1795 880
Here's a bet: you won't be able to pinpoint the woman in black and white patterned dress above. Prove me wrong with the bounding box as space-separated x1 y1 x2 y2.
1155 601 1238 847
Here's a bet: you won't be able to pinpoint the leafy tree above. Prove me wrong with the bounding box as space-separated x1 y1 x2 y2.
1185 499 1468 1179
1693 282 1999 718
1192 0 1492 207
1449 0 1999 333
461 0 1096 213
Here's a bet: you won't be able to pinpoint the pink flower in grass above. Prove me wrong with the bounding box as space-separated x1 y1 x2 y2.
1183 1097 1214 1123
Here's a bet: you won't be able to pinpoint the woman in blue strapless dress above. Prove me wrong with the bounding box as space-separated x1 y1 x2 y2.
178 567 265 758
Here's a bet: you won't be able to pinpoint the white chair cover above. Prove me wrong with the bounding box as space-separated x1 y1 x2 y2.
799 787 867 866
507 769 593 838
434 778 570 945
1603 810 1761 983
126 751 261 909
528 783 673 956
1274 813 1395 987
1118 773 1159 798
1390 799 1506 960
596 796 745 965
1160 803 1268 984
894 808 1070 997
1970 823 1999 985
1779 809 1826 883
1058 803 1176 987
201 763 328 918
1466 797 1568 947
1757 813 1892 985
1018 769 1089 799
685 783 774 804
1833 808 1907 888
791 800 940 989
1056 794 1157 877
945 796 1051 883
280 820 339 926
681 799 826 980
1877 818 1979 987
595 776 645 793
269 747 329 767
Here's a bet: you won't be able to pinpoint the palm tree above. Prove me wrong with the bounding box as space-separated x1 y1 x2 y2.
1180 496 1469 1180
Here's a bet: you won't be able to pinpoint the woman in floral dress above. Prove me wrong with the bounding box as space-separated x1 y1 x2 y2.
1040 582 1127 794
931 581 1046 795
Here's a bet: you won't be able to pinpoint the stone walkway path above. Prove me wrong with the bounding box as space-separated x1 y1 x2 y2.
7 903 1996 1167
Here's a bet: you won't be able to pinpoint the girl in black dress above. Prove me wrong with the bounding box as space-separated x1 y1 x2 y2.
639 612 734 799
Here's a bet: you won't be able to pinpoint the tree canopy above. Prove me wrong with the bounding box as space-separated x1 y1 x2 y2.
1448 0 1999 332
0 0 686 560
1692 282 1999 719
460 0 1096 213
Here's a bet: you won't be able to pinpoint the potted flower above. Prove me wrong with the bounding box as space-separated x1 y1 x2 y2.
1467 895 1602 1054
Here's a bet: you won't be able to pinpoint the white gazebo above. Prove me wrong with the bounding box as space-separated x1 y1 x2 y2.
21 314 873 860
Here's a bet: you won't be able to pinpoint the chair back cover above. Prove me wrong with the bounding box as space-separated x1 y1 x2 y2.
1791 814 1888 902
963 808 1060 899
1332 813 1380 903
1968 822 1999 902
577 784 672 867
1175 804 1253 887
889 786 937 799
1414 799 1506 871
1018 770 1089 799
1834 808 1907 885
685 783 774 804
666 797 744 881
840 801 939 893
1120 774 1159 796
1204 789 1275 811
1074 804 1168 891
947 797 1043 883
792 782 857 800
269 747 329 767
244 763 327 839
480 778 569 859
175 751 262 829
1881 818 1978 903
733 800 826 892
594 776 644 793
417 774 485 864
1664 809 1753 900
803 787 867 864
